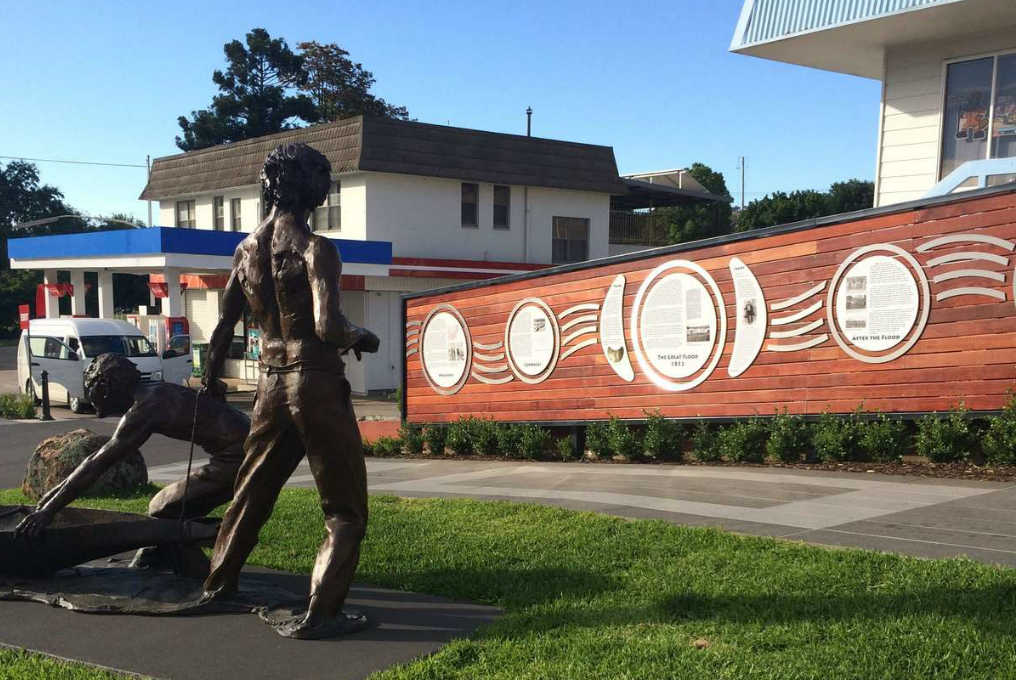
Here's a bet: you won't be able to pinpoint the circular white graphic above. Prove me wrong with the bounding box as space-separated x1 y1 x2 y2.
640 272 715 379
826 244 930 364
505 299 559 383
834 255 918 353
421 307 470 394
630 259 727 392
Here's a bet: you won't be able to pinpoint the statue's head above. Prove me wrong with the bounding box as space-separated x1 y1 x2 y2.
260 143 331 215
84 353 140 415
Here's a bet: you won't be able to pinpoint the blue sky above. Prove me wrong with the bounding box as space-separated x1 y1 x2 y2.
2 0 881 222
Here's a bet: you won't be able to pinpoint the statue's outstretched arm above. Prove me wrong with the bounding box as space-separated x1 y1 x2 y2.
17 408 154 537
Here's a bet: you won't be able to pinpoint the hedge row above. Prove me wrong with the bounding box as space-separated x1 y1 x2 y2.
369 396 1016 466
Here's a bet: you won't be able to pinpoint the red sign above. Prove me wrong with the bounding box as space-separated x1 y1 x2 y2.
18 304 30 330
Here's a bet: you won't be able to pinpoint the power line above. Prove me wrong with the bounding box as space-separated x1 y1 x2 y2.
0 155 146 169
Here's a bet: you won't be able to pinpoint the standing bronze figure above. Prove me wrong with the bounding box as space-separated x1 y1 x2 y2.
200 143 379 639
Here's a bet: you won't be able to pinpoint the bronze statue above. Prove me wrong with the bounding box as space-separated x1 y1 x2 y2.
15 353 249 575
200 142 379 639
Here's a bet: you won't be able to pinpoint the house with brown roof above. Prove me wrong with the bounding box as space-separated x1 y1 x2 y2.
10 116 721 398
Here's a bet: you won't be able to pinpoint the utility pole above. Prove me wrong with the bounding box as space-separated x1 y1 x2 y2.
738 156 746 209
146 155 153 227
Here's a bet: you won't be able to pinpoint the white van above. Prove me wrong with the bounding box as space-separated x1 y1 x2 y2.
17 318 193 413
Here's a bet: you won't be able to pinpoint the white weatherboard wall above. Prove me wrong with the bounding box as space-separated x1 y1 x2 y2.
158 187 261 231
363 172 610 263
877 29 1016 206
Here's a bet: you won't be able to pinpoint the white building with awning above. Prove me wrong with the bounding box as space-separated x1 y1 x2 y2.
730 0 1016 206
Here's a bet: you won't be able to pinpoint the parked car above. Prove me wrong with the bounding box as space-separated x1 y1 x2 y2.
17 318 192 413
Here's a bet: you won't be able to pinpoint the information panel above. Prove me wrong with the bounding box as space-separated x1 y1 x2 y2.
835 255 919 353
420 307 470 394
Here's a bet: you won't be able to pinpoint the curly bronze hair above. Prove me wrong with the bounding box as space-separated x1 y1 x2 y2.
84 353 140 415
260 143 331 215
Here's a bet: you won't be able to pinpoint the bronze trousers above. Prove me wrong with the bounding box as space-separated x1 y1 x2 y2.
203 370 368 618
147 447 244 520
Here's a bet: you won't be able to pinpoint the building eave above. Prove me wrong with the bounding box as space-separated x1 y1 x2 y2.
729 0 1015 79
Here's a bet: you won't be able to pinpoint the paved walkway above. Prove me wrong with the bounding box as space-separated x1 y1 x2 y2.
149 457 1016 567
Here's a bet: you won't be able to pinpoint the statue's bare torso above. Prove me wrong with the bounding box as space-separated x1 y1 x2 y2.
236 214 344 370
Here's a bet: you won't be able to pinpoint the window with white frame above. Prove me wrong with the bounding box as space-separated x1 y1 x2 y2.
941 52 1016 179
493 185 510 229
230 198 242 231
175 200 195 228
213 196 224 230
461 182 478 227
552 216 589 264
312 181 341 231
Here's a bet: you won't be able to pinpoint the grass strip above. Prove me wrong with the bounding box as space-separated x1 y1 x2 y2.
2 487 1016 679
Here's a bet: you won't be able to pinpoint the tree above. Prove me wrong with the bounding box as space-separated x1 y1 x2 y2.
0 161 74 335
827 179 875 215
657 163 734 244
0 160 76 266
176 28 318 151
298 41 409 122
735 179 874 231
0 162 142 335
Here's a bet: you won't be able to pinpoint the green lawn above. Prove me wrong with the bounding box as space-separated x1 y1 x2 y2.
2 486 1016 679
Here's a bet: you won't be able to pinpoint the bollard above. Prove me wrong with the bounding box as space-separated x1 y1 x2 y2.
38 370 53 421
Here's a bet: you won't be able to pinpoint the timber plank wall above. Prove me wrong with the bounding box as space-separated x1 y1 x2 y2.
403 186 1016 424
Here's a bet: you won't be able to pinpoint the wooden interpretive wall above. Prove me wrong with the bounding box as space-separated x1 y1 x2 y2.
402 187 1016 424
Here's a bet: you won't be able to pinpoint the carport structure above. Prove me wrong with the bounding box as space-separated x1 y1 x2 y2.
7 227 392 319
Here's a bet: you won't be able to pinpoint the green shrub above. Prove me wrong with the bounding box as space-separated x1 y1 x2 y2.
857 412 907 462
605 417 640 460
766 409 811 463
812 410 864 462
690 420 721 462
518 423 551 460
915 405 975 463
0 393 35 420
983 393 1016 465
422 424 447 456
642 410 682 461
468 417 500 456
556 435 578 461
398 422 424 456
496 423 524 458
361 440 375 457
372 435 403 457
718 418 768 463
586 421 612 459
446 418 474 456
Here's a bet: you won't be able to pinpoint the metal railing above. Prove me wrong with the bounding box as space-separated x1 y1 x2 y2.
609 211 670 246
924 158 1016 198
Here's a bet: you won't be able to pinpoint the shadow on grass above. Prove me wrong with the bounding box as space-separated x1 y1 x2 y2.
659 584 1016 631
485 583 1016 637
363 566 621 608
387 563 1016 640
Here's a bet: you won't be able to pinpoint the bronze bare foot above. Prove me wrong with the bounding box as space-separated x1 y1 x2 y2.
273 610 368 639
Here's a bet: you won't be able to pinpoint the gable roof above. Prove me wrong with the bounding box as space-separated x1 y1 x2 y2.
140 116 627 200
